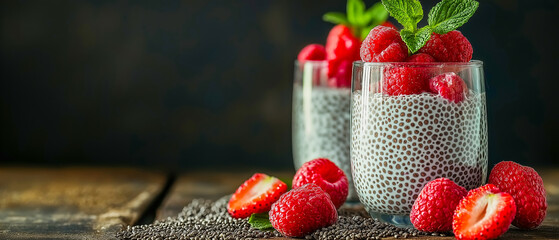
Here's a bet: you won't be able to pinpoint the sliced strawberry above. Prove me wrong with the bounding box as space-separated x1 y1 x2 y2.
453 184 517 240
227 173 288 219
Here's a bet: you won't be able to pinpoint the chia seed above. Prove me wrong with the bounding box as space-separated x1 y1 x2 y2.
116 195 434 240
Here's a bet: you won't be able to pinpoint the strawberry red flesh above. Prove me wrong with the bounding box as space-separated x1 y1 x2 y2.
227 173 288 219
453 184 516 240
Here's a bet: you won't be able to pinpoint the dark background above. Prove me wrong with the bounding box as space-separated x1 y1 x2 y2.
1 0 558 171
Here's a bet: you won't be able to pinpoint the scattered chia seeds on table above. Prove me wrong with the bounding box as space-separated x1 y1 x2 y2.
116 195 435 240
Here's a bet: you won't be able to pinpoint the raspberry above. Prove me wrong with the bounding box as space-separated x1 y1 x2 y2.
269 184 338 237
380 21 398 30
297 44 326 62
360 25 408 62
383 66 431 96
405 53 436 63
453 184 516 240
292 158 348 209
418 30 473 62
488 161 547 229
410 178 467 232
428 72 468 103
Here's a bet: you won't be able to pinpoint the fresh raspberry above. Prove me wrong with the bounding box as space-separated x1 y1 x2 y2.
380 21 398 30
360 25 408 62
227 173 288 218
383 66 431 96
325 24 361 62
453 184 517 240
410 178 467 232
297 44 327 62
488 161 547 229
327 59 352 88
292 158 348 209
418 30 473 62
405 53 436 63
428 72 468 103
269 183 338 237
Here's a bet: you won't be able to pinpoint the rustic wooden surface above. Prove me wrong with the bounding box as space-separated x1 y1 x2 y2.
157 168 559 240
0 167 167 240
0 167 557 239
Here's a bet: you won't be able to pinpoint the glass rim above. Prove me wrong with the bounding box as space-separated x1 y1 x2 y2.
353 60 483 67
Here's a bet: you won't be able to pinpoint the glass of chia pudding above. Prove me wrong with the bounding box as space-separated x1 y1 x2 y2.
350 61 487 227
292 60 359 202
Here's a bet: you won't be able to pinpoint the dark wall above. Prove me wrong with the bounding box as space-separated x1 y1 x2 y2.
1 0 558 170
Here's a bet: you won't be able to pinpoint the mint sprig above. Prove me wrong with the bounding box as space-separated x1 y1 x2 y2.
381 0 478 53
381 0 423 31
323 0 389 40
428 0 479 34
248 213 274 231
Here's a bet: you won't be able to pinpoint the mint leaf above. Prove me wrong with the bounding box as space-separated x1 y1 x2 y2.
381 0 423 31
248 213 274 231
323 12 349 25
347 0 366 26
428 0 479 34
400 26 432 53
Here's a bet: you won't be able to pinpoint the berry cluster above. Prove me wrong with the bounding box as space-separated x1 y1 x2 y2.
298 0 394 88
410 161 547 240
358 0 480 103
227 158 349 237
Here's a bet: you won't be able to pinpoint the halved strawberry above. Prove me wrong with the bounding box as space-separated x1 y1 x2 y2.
227 173 288 219
453 184 517 240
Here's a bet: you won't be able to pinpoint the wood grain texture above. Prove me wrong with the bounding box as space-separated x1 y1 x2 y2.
0 167 167 240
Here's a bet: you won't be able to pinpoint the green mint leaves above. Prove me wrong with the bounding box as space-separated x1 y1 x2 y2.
400 26 432 53
382 0 423 31
381 0 478 53
323 0 389 40
248 213 274 231
428 0 479 34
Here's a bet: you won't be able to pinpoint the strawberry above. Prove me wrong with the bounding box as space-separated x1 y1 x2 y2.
327 59 352 88
428 72 468 103
292 158 349 209
325 25 361 87
269 183 338 237
321 0 391 87
325 24 361 63
453 184 516 240
227 173 288 218
360 25 408 62
488 161 547 229
297 44 327 62
410 178 467 232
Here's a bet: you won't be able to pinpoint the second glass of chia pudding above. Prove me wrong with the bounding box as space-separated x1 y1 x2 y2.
292 60 359 202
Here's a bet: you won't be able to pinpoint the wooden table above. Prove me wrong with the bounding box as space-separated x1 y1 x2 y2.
1 167 557 239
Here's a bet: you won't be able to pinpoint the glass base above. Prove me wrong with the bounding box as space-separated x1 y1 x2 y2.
367 211 413 228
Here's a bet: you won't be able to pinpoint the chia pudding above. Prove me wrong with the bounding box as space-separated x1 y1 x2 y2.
350 91 488 216
292 85 358 200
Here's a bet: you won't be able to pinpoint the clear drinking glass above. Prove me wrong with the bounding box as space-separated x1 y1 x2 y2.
292 60 358 202
350 61 488 227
